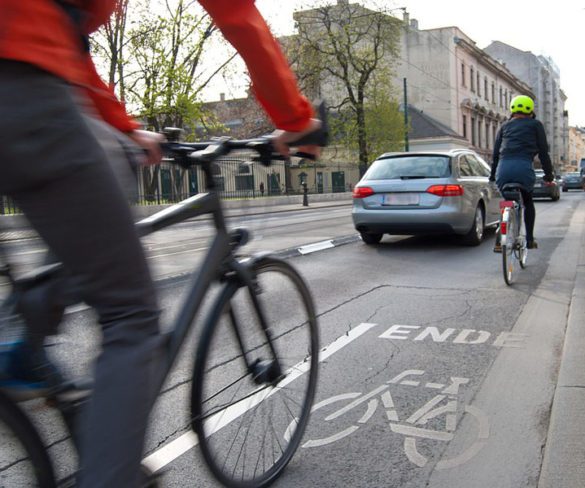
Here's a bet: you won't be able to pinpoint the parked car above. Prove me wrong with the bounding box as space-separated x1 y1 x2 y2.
352 149 501 246
561 172 583 192
533 170 560 201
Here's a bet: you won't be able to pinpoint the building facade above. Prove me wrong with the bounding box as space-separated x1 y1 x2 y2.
484 41 569 172
395 17 534 164
568 126 585 172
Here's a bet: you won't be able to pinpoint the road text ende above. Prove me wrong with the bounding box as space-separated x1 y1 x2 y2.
380 325 526 348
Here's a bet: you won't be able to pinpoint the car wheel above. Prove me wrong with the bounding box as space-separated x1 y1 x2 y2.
461 205 484 246
360 232 383 245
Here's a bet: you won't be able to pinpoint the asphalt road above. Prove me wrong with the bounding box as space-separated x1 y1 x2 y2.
6 192 584 487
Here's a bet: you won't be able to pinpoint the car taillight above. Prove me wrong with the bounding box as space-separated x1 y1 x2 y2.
426 184 464 197
352 186 375 198
500 221 507 235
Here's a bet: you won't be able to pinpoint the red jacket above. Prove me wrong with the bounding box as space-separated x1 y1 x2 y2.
0 0 313 132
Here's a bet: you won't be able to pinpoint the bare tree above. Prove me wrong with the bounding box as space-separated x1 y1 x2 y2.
292 1 403 175
92 0 242 201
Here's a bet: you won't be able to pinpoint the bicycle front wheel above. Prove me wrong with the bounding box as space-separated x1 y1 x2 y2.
0 391 56 488
191 256 319 488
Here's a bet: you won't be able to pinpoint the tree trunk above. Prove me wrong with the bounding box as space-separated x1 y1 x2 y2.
356 98 369 177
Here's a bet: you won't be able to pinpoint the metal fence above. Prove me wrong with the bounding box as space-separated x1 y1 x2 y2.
135 156 290 205
0 156 349 215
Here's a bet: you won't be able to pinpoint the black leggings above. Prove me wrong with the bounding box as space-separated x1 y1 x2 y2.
521 189 535 241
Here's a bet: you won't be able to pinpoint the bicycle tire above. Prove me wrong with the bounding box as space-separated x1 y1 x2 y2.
191 256 319 488
502 208 516 286
518 208 528 269
0 390 57 488
518 240 528 269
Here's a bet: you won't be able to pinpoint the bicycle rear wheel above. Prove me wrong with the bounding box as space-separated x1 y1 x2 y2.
191 256 319 488
502 209 517 286
0 391 56 488
518 238 528 269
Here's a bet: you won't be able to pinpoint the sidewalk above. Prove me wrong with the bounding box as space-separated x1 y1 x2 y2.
0 192 353 242
538 200 585 487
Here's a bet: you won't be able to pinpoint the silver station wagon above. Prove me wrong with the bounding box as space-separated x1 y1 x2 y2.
352 150 501 245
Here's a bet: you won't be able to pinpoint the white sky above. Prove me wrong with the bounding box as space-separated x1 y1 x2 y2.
252 0 585 127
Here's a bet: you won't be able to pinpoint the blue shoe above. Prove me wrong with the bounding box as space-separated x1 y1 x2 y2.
0 340 64 402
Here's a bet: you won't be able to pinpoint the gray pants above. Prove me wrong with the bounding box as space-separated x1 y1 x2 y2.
0 61 163 487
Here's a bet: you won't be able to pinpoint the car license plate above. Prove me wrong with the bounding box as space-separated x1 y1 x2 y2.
534 182 542 187
383 193 419 205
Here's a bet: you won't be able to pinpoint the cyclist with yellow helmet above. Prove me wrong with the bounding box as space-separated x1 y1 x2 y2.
490 94 554 250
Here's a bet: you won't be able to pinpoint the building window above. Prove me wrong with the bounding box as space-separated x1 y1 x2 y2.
478 118 482 147
471 117 476 145
484 77 489 101
485 122 490 148
491 82 496 103
461 62 466 86
504 89 508 108
462 115 467 138
499 87 503 107
470 67 475 92
477 72 481 97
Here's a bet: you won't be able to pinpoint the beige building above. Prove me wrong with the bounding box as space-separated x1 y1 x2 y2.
568 127 585 172
396 15 534 164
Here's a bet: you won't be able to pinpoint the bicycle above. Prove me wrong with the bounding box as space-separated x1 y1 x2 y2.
497 183 528 286
0 112 328 487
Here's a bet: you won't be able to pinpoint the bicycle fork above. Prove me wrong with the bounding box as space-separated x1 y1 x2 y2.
225 259 283 386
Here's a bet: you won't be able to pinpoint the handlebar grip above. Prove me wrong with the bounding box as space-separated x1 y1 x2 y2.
287 101 329 147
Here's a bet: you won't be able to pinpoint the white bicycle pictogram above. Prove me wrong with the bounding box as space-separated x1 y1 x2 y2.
287 369 489 469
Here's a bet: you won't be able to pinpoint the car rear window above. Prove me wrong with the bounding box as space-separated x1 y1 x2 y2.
363 156 451 180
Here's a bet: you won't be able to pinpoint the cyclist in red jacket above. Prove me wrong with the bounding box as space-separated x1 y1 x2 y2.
0 1 320 486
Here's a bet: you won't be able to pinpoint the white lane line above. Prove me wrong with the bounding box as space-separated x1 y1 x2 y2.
142 322 378 473
298 240 334 255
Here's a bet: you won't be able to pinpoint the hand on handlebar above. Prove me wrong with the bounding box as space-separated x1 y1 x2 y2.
543 174 555 186
271 119 322 159
128 129 165 165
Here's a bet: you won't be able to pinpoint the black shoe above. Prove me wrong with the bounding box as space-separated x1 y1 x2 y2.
527 239 538 249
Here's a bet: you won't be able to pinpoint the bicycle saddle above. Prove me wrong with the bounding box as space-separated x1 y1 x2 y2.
500 183 526 201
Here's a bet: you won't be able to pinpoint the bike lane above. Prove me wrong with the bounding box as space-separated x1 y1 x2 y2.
270 202 578 487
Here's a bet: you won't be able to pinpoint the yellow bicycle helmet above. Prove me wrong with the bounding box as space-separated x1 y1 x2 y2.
510 95 534 114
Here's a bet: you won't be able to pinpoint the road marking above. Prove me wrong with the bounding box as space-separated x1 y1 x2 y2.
142 322 378 473
298 240 334 254
380 324 528 348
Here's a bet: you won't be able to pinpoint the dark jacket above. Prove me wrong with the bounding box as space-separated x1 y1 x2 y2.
490 117 554 181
